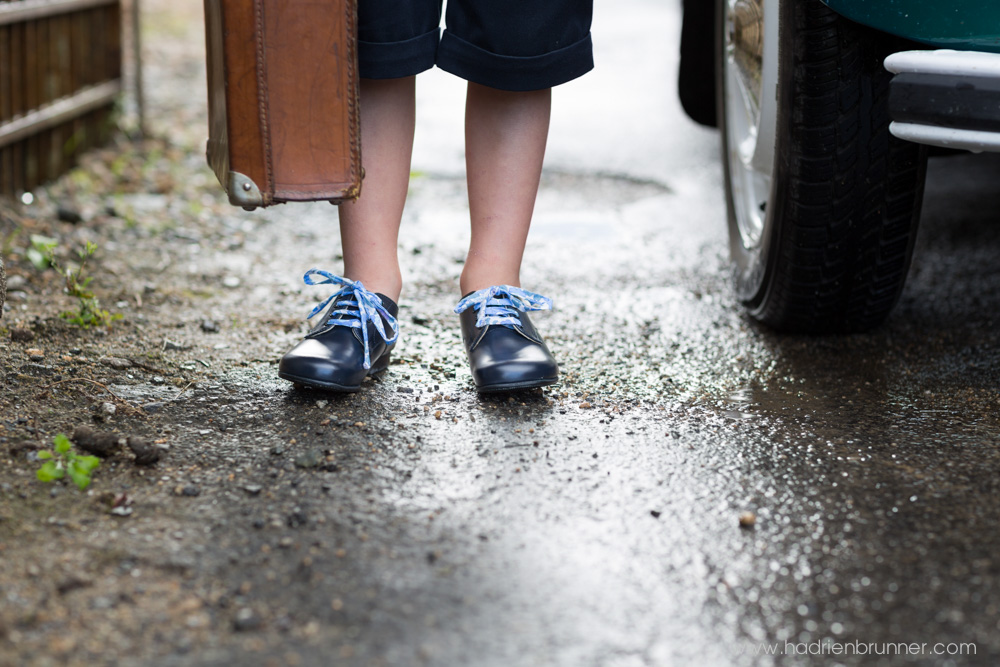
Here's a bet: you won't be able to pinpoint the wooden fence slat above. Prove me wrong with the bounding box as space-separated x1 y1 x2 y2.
0 0 121 196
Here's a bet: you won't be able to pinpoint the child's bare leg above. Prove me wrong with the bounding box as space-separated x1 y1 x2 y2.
460 82 551 295
339 76 416 303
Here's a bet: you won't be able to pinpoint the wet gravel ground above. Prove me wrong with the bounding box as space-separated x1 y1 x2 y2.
2 1 1000 665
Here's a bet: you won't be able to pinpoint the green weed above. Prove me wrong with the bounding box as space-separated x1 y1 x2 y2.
27 235 58 270
36 434 100 491
44 240 122 328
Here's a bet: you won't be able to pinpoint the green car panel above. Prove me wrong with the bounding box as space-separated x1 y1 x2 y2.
822 0 1000 53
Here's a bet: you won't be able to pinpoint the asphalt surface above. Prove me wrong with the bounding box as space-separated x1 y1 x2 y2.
2 0 1000 665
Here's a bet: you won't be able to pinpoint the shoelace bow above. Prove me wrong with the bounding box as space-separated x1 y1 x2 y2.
453 285 553 329
303 270 398 369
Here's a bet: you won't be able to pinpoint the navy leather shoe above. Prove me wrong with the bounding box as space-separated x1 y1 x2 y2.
278 271 399 392
455 285 558 393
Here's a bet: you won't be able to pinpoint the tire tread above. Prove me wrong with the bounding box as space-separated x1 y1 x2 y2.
754 0 925 332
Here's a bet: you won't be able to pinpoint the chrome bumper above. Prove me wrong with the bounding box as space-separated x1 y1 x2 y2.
885 50 1000 153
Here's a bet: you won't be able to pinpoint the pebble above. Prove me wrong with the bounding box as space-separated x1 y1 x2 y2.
26 348 44 359
178 485 201 497
6 275 27 290
294 450 323 469
101 356 133 370
141 402 165 414
222 276 242 288
57 205 83 224
244 485 263 496
163 339 189 351
200 319 220 333
9 327 34 343
739 512 757 528
233 607 261 632
579 402 593 409
101 402 117 416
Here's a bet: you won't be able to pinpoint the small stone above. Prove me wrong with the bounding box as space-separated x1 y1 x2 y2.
650 510 662 519
57 205 83 224
141 402 165 414
100 357 132 370
179 485 200 497
397 387 414 393
9 328 34 343
25 348 44 359
163 339 189 351
56 576 89 595
200 319 220 333
739 512 757 528
233 608 261 632
6 275 27 290
278 537 294 549
151 376 166 385
287 510 309 528
294 449 323 469
222 276 241 288
90 596 114 610
101 402 117 417
315 400 328 409
244 485 263 496
579 402 593 409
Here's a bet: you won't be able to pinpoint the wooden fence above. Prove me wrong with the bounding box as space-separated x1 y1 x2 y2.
0 0 122 197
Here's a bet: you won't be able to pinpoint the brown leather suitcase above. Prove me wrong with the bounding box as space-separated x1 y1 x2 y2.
204 0 362 209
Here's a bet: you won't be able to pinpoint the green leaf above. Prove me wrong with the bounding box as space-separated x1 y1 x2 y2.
37 451 53 460
26 247 49 270
54 434 72 455
68 464 92 491
74 455 101 474
30 234 58 250
37 461 65 482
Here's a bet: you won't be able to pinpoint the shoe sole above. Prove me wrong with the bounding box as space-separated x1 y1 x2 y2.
475 376 558 394
278 350 392 393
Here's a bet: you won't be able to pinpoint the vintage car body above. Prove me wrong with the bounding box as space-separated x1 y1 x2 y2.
823 0 1000 53
678 0 1000 333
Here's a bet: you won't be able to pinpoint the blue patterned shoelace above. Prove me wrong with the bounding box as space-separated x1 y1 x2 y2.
453 285 553 329
303 270 399 370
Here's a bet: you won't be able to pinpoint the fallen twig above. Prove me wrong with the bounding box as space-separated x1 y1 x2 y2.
35 378 144 415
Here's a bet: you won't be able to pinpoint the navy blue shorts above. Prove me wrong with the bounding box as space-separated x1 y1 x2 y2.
357 0 594 91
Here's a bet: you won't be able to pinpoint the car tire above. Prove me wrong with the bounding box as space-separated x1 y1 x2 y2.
717 0 927 332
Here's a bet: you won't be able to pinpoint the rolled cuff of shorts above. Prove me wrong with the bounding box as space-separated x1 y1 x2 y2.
359 27 440 80
436 32 594 92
